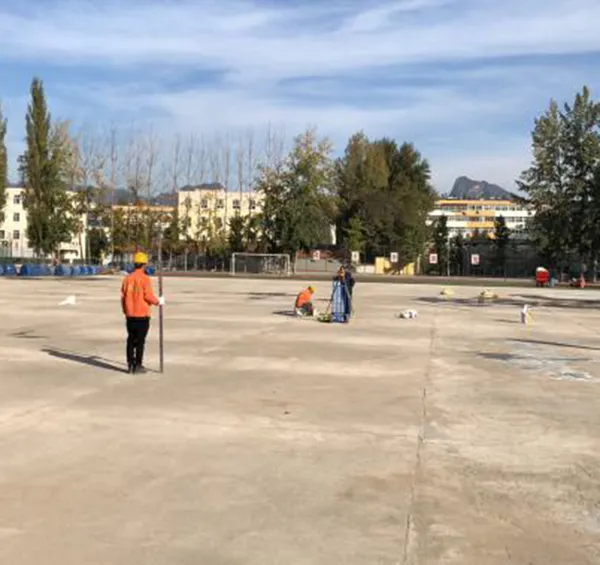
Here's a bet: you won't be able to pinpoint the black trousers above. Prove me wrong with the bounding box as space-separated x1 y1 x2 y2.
126 317 150 367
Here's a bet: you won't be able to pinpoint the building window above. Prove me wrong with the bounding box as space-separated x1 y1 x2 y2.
13 230 20 240
0 230 4 240
232 199 240 210
13 195 21 205
217 199 224 209
13 213 20 222
200 199 208 209
249 199 256 210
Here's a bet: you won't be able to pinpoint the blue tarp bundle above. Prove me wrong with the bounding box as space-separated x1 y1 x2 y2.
1 264 17 276
55 264 72 276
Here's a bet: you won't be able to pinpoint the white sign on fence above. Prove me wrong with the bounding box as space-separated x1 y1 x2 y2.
429 253 438 265
390 252 399 263
471 254 480 266
351 251 360 263
312 250 320 261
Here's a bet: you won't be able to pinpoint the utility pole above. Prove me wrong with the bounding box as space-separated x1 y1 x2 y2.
158 230 164 374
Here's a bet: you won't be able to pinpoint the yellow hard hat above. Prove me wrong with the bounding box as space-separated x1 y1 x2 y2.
134 251 149 265
308 285 316 293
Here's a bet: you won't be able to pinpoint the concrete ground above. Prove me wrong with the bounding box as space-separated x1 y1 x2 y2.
0 276 599 565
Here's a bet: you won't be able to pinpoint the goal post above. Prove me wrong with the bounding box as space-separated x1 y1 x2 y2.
231 253 291 276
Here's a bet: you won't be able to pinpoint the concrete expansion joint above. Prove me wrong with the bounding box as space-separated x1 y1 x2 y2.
401 316 437 565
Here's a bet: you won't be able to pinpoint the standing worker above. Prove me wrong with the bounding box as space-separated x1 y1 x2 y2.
121 252 165 374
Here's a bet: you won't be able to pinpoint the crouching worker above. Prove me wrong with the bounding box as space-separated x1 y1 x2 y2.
121 252 165 374
295 285 316 317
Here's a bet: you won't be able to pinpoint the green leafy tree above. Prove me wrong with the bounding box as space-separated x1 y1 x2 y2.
19 78 76 258
492 215 511 276
88 228 108 263
256 128 333 261
0 103 7 222
228 214 246 253
432 215 449 275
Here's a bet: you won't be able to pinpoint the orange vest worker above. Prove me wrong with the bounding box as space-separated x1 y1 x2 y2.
295 287 314 309
121 266 160 318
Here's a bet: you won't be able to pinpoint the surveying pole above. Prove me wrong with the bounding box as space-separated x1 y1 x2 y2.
158 231 165 374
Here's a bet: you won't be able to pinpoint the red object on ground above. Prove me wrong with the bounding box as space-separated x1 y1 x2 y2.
535 269 549 287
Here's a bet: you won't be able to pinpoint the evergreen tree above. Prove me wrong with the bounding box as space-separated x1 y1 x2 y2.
432 215 449 275
0 104 7 222
449 233 464 275
519 86 600 270
335 133 435 264
20 78 75 258
493 215 511 276
344 215 365 255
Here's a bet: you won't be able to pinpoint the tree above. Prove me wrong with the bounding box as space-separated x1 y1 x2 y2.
20 78 76 258
449 233 464 275
519 86 600 272
492 215 511 276
335 133 435 265
0 103 7 222
344 215 365 256
256 128 334 261
88 228 109 263
432 215 449 275
228 214 246 253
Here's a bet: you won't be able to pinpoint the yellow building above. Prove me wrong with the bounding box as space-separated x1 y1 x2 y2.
177 183 262 240
428 198 533 239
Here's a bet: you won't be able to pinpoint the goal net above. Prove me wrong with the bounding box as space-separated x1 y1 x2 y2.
231 253 291 276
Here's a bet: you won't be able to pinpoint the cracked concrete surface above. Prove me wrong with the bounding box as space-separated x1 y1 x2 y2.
0 277 599 564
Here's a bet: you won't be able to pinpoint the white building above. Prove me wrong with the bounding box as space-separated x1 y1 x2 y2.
0 186 87 261
427 198 533 239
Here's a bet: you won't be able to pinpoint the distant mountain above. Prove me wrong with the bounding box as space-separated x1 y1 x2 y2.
73 186 177 207
449 176 515 200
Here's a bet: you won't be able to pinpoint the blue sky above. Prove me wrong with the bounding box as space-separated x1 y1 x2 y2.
1 0 600 192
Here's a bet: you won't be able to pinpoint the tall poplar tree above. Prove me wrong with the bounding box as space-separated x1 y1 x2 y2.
20 78 74 258
0 103 7 222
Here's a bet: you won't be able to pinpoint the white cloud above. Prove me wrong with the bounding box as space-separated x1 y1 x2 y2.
1 0 599 190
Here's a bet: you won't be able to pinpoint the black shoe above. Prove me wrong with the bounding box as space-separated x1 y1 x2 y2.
135 365 148 374
127 364 135 374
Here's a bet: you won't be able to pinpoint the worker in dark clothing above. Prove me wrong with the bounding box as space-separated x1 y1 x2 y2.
121 252 164 374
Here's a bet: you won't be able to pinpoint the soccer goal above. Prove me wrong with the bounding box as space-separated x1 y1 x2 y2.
231 253 291 276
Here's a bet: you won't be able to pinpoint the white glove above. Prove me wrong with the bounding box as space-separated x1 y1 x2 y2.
158 296 165 306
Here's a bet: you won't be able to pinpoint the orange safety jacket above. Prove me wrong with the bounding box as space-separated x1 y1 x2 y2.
295 289 313 309
121 269 159 318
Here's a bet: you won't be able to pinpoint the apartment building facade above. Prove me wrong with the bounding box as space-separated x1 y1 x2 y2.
428 198 533 239
0 186 87 261
177 183 263 240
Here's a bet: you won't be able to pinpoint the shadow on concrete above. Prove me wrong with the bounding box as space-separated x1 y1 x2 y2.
510 294 600 309
10 330 45 339
272 310 298 318
247 292 295 300
477 351 589 363
418 294 600 310
509 338 600 352
43 348 127 373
